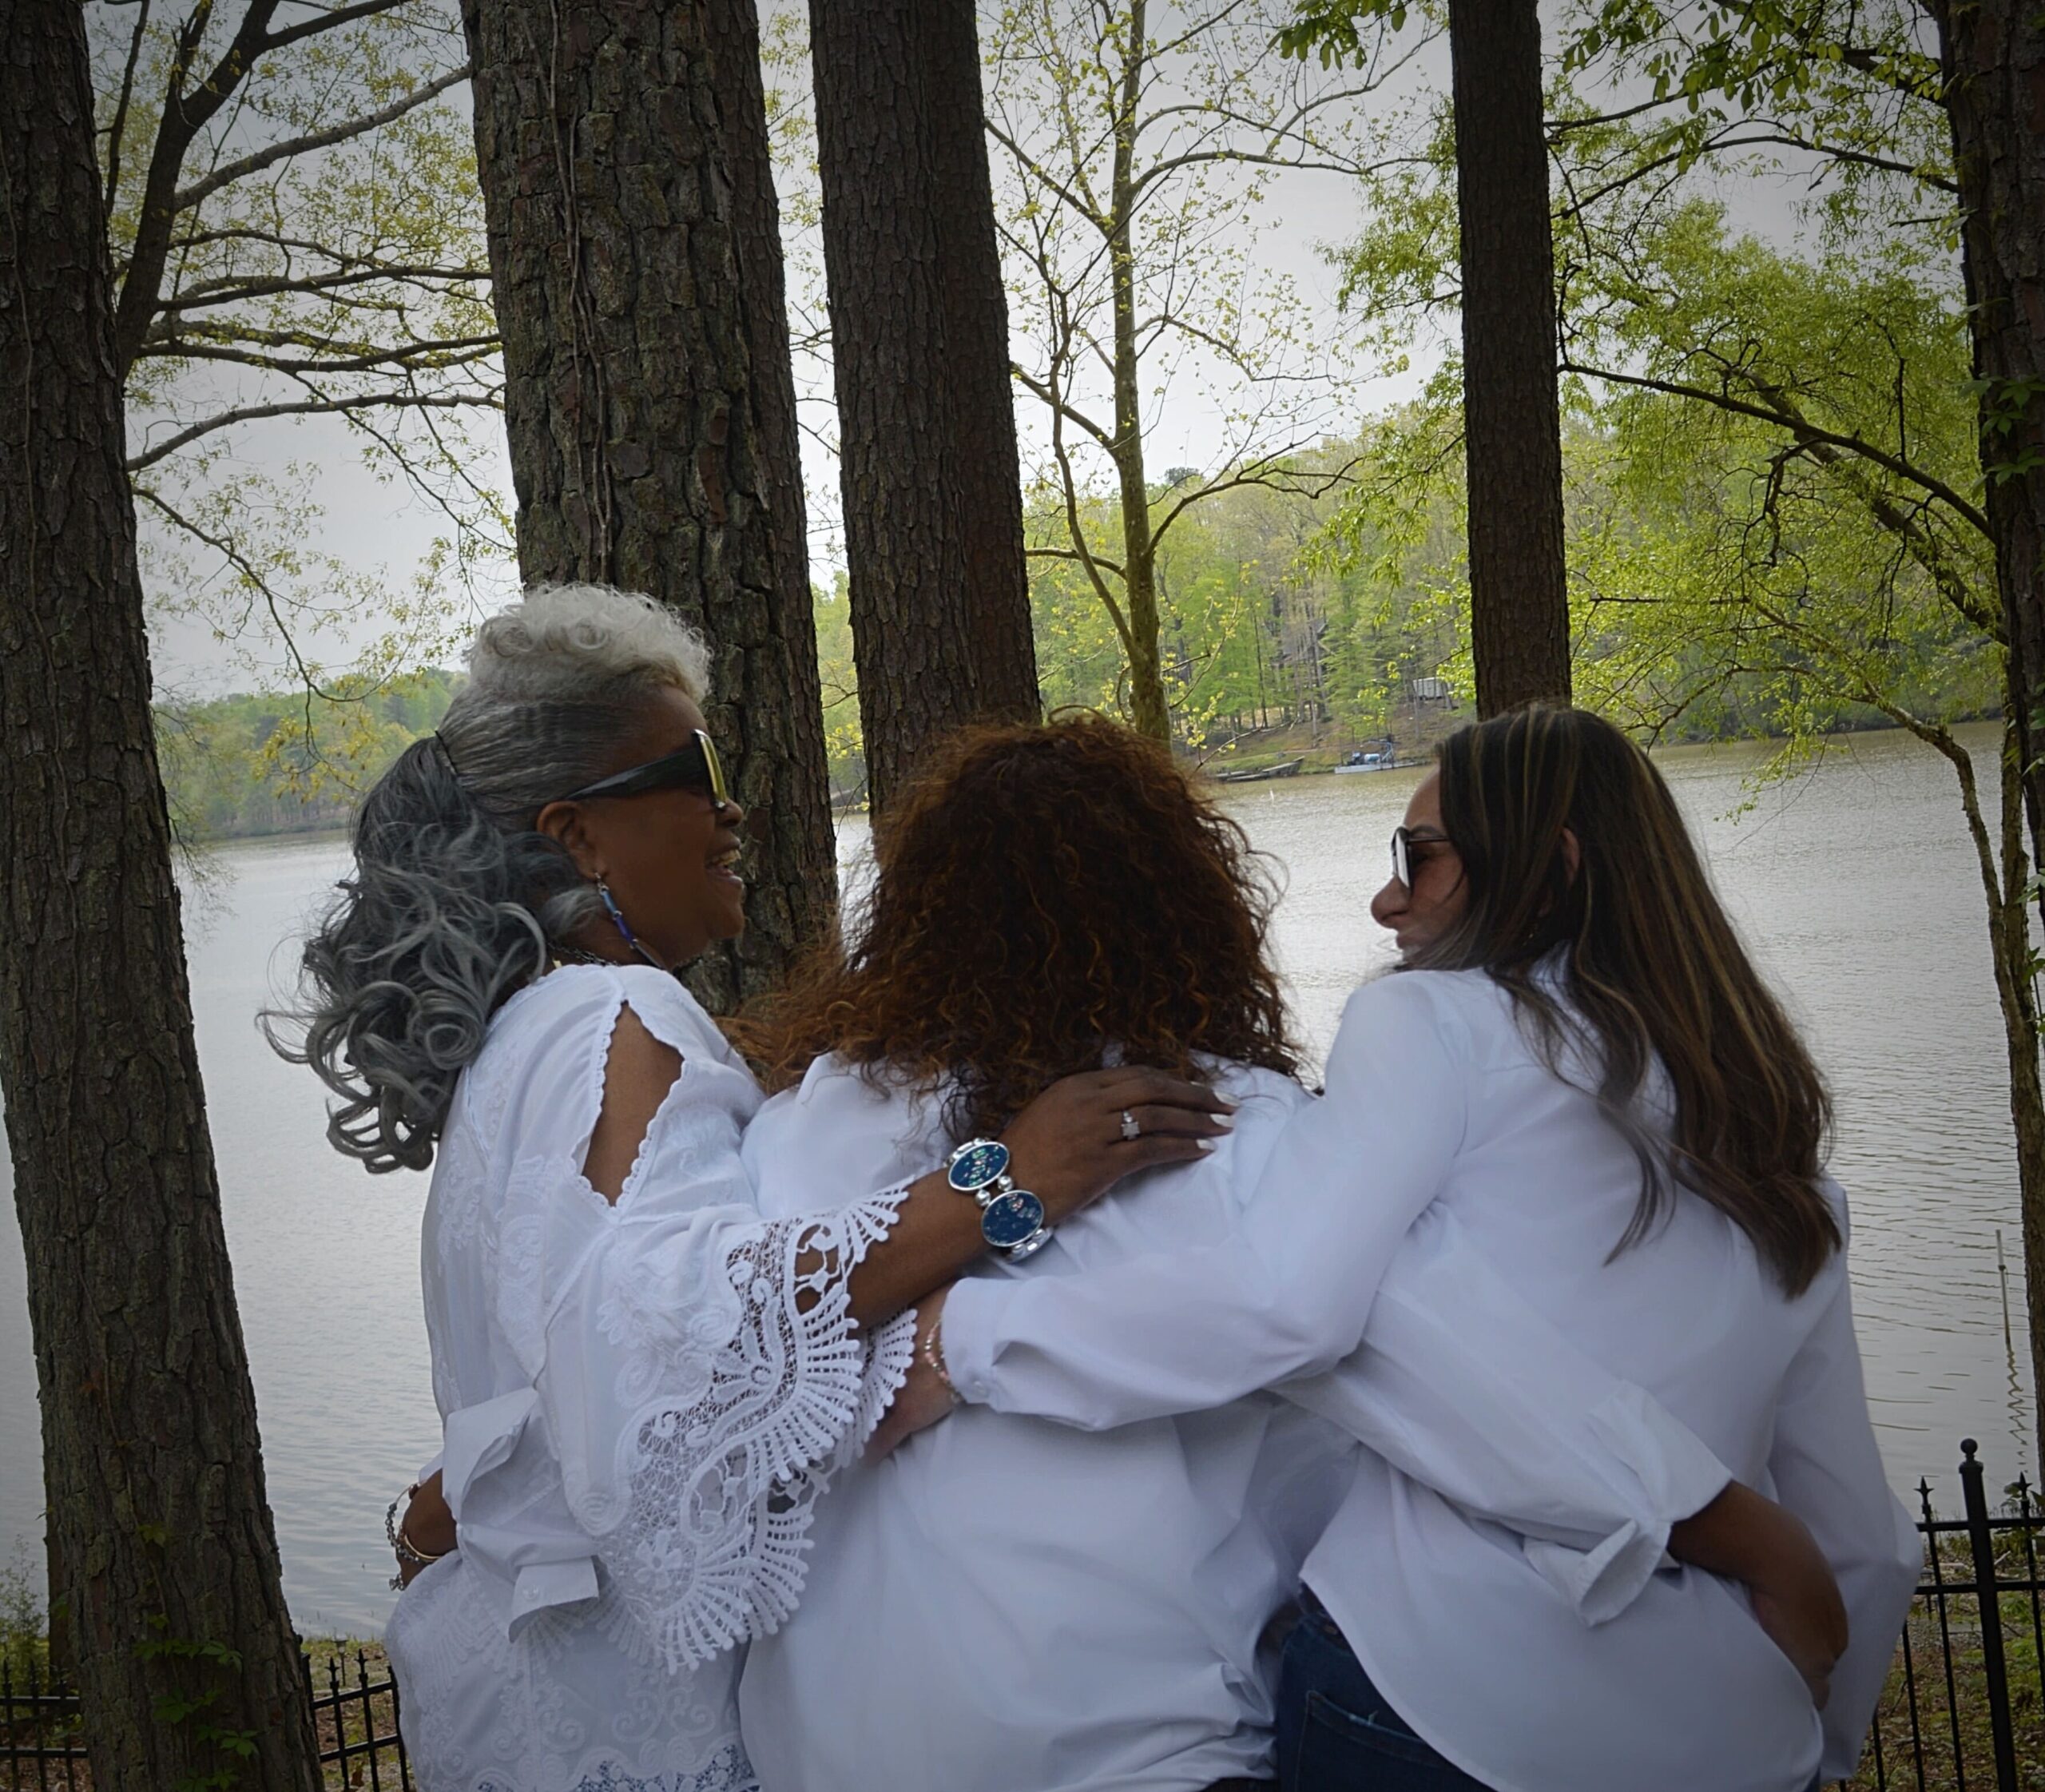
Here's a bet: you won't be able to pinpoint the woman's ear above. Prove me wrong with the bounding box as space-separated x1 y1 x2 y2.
1560 826 1582 883
535 799 604 882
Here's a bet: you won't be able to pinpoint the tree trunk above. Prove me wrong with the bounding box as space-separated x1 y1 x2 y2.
810 0 1039 812
1108 1 1170 742
1447 0 1572 716
0 6 323 1785
920 0 1037 709
462 0 836 1009
1995 719 2045 1476
704 0 839 986
1932 0 2045 938
1944 701 2045 1471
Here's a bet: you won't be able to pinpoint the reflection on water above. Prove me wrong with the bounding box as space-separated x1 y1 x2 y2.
0 724 2031 1635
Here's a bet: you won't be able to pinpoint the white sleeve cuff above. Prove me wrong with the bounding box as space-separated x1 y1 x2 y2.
935 1277 1002 1406
1524 1385 1733 1625
1523 1523 1666 1627
440 1389 605 1639
442 1388 541 1516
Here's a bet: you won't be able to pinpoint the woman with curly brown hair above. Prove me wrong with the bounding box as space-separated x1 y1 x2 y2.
743 710 1299 1151
732 716 1802 1792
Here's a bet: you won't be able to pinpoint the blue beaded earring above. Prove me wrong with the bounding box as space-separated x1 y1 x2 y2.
597 880 646 958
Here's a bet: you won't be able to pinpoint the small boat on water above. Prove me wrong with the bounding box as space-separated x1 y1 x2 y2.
1334 745 1398 773
1215 757 1305 785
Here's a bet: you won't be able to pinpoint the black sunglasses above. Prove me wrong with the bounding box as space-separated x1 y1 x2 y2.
1390 824 1453 890
557 729 733 809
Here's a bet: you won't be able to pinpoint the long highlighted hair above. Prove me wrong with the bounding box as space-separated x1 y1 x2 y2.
742 716 1298 1137
1416 707 1838 1293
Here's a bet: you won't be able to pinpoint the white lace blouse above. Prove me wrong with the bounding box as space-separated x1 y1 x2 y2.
381 965 915 1792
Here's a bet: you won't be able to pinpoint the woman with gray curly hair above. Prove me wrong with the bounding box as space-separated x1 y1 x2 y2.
275 583 1225 1792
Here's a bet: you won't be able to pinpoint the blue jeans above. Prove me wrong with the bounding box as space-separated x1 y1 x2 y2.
1275 1590 1827 1792
1276 1592 1493 1792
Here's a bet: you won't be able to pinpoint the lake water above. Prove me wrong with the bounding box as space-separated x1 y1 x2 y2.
0 724 2032 1637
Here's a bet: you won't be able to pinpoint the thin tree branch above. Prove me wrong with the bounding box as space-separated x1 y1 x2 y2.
1563 356 1995 538
155 261 490 312
103 0 154 217
135 483 345 701
174 62 471 212
127 389 491 470
142 332 499 375
1148 453 1360 553
256 0 411 58
1011 360 1118 454
1027 544 1128 578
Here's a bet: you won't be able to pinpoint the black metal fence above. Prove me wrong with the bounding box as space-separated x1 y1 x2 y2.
1 1643 410 1790
2 1439 2041 1791
1851 1440 2043 1790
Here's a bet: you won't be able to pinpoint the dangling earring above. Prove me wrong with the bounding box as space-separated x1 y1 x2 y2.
596 879 657 967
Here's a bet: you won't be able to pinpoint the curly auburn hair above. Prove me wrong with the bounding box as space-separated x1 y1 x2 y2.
742 715 1300 1138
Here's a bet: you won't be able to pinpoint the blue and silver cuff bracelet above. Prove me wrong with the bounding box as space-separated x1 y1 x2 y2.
945 1137 1053 1262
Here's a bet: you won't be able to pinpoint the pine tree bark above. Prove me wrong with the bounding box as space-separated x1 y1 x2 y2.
1930 0 2045 1457
462 0 836 1008
705 0 836 969
1448 0 1573 716
920 0 1037 715
0 6 322 1785
810 0 1038 812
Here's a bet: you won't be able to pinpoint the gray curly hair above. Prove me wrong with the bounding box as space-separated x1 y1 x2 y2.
272 584 713 1173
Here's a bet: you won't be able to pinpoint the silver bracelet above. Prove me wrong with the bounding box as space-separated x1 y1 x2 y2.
385 1482 449 1590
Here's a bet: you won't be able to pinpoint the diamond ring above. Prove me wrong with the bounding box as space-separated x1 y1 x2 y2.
1120 1109 1140 1141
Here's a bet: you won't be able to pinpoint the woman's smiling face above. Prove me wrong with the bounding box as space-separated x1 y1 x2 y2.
1370 769 1467 960
537 685 748 967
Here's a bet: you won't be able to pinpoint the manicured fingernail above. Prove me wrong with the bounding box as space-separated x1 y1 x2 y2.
1210 1114 1234 1128
1197 1138 1216 1152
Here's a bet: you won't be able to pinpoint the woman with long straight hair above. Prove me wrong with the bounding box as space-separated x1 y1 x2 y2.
729 716 1863 1792
270 586 1225 1792
903 707 1918 1792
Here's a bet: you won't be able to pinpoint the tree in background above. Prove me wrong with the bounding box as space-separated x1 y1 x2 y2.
1543 0 2044 1443
1574 213 2045 1452
158 673 460 841
808 0 1038 812
460 0 836 1011
1925 0 2045 930
1022 435 1459 750
990 0 1402 740
1297 0 2045 1436
0 1 325 1781
1442 0 1570 712
1282 0 1572 713
91 0 501 704
1556 0 2045 938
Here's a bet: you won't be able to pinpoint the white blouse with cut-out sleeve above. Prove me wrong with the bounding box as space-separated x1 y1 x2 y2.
381 964 915 1792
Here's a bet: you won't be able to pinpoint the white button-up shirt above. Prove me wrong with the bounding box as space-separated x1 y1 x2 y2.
738 1039 1741 1792
938 969 1920 1792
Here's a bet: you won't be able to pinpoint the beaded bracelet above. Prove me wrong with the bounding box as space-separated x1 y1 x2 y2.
385 1482 450 1591
920 1312 963 1406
